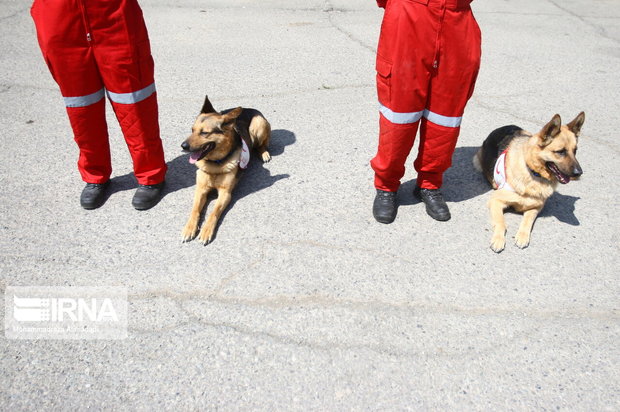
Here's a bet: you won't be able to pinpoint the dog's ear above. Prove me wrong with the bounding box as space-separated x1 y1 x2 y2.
221 107 242 127
567 111 585 137
200 95 217 114
538 114 562 146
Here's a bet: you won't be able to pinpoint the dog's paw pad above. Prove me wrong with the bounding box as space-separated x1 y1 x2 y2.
261 152 271 163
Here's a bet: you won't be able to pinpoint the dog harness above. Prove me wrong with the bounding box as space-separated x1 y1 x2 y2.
493 150 514 192
370 0 481 191
239 138 250 169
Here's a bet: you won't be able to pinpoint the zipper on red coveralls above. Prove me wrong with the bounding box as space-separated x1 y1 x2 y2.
432 0 447 69
77 0 93 44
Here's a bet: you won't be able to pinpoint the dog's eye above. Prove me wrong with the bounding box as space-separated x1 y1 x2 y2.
554 149 567 156
200 131 208 136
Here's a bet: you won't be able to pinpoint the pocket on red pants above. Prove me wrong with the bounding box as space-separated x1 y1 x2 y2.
376 56 392 106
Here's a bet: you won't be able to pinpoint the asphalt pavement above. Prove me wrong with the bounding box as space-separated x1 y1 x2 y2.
1 0 618 410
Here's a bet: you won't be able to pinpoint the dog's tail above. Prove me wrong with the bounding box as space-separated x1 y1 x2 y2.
472 148 483 172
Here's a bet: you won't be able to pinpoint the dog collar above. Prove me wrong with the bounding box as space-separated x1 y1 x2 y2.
529 168 541 178
208 134 241 165
207 133 250 169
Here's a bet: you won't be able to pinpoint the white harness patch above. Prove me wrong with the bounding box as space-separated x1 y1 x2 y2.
239 138 250 169
493 150 514 192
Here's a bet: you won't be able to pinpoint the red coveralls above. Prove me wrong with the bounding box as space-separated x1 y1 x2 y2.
371 0 481 191
31 0 167 185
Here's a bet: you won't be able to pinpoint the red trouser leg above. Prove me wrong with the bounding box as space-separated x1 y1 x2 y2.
415 6 481 189
372 117 419 192
67 100 112 184
110 93 166 185
414 119 460 189
31 0 112 184
87 0 167 185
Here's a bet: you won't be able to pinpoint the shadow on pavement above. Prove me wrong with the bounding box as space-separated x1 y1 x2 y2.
539 193 581 226
399 146 490 205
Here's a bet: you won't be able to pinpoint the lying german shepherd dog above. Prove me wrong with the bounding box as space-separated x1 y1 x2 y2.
181 96 271 244
474 112 585 253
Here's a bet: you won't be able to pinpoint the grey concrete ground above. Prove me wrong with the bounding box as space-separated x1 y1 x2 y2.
1 0 619 409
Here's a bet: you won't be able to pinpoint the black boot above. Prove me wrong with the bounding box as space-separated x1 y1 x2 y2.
373 189 397 224
413 187 451 221
132 181 165 210
80 181 110 210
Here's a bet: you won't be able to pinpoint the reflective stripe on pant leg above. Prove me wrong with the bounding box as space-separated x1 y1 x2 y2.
64 89 105 108
106 83 156 105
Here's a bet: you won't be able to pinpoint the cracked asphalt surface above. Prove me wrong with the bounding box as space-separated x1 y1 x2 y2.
1 0 619 409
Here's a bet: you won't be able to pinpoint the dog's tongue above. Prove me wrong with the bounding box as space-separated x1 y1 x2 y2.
549 163 569 184
189 151 201 164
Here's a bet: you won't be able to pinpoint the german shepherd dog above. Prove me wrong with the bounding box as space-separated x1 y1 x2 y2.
474 112 585 253
181 95 271 244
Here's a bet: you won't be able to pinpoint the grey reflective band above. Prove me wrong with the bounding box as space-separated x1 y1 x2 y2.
423 109 462 128
106 83 156 104
379 103 423 124
64 88 105 108
379 103 462 128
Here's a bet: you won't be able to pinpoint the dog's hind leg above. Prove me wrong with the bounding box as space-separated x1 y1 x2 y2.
250 116 271 163
198 189 233 245
489 196 508 253
514 207 541 249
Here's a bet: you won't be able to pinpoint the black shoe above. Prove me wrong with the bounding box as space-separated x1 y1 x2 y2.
373 189 397 224
80 181 110 210
413 186 451 221
132 181 165 210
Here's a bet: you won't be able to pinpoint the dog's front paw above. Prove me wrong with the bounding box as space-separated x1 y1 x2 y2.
197 225 215 245
514 231 531 249
261 151 271 163
490 235 506 253
181 222 198 243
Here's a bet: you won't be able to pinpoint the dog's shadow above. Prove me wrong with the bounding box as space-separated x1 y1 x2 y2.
398 146 489 205
539 193 581 226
